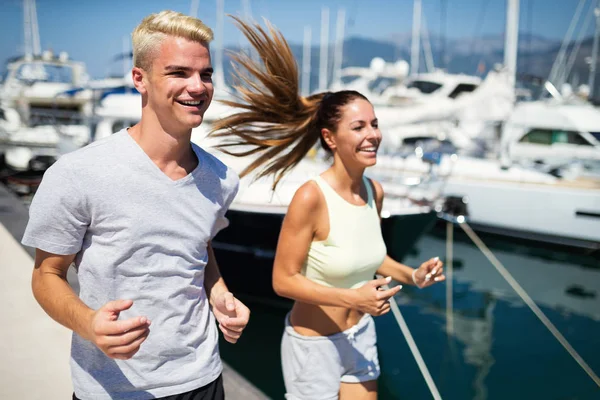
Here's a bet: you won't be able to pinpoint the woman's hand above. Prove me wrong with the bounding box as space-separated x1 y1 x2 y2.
413 257 445 288
352 276 402 316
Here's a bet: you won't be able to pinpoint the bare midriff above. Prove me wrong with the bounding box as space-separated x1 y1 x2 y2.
289 301 365 336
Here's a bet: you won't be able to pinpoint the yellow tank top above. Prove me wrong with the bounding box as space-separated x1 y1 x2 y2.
302 175 387 289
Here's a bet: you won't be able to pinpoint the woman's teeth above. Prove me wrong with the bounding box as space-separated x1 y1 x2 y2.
359 147 377 152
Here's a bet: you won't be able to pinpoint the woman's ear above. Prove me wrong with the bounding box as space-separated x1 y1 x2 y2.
321 128 336 151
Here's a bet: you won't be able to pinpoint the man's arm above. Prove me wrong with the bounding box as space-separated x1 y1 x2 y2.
204 243 229 308
32 249 151 359
32 250 95 338
204 242 250 344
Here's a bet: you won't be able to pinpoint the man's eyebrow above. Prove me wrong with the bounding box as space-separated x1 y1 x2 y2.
164 65 214 74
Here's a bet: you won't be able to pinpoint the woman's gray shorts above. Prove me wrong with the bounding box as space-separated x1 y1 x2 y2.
281 313 380 400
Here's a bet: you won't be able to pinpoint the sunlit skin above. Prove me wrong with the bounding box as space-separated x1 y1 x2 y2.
129 36 215 180
319 98 382 205
323 98 382 173
133 36 214 136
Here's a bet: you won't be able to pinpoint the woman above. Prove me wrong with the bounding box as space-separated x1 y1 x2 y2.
212 17 445 400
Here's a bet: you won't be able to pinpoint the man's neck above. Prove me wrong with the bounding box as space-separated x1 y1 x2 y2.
128 119 198 179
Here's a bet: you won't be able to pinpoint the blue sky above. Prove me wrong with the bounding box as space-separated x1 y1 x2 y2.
0 0 591 78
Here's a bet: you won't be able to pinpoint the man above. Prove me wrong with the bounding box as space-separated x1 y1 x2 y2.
22 10 249 400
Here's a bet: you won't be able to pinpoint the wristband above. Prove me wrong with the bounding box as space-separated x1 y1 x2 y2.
412 269 421 288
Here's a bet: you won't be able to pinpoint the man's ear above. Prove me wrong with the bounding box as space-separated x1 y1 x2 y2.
321 128 336 151
131 67 146 95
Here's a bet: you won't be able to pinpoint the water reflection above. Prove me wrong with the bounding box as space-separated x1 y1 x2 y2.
379 225 600 399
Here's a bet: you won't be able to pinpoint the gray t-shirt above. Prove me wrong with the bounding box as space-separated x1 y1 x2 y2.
22 129 239 399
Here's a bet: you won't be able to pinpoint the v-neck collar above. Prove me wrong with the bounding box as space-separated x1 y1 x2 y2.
121 129 204 186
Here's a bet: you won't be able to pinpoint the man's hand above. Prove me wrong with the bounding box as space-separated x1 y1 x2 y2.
88 299 151 360
212 292 250 344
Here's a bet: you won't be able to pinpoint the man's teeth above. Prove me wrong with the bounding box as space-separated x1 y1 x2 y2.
179 100 203 106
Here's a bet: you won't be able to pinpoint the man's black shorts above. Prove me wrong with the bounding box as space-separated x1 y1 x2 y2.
72 374 225 400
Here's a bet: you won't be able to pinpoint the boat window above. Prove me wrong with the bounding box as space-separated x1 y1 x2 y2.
520 129 553 145
448 83 478 99
568 132 592 146
16 62 74 84
520 129 592 145
406 80 442 94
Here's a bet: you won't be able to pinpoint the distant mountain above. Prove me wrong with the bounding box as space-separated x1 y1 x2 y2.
218 32 597 95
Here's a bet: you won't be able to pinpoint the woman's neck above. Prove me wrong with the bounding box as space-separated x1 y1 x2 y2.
325 159 365 194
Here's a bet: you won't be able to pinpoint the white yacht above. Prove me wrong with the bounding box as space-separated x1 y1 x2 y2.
0 52 92 128
380 70 482 106
500 100 600 169
0 53 93 172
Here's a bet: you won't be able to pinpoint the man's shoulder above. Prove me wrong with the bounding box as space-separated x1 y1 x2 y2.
59 130 126 167
42 130 128 186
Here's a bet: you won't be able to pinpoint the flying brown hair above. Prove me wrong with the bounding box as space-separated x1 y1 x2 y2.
210 16 367 189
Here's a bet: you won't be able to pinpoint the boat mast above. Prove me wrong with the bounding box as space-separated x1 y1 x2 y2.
30 0 41 56
331 8 346 87
189 0 200 18
23 0 32 58
589 1 600 99
301 26 312 96
318 6 329 91
213 0 226 91
504 0 520 87
410 0 422 76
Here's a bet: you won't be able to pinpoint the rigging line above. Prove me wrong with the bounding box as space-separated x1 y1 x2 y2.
382 280 443 400
445 221 454 335
440 0 447 69
559 0 595 87
421 13 436 73
548 0 588 85
459 222 600 388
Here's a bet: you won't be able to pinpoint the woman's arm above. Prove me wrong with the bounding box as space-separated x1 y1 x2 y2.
369 178 445 288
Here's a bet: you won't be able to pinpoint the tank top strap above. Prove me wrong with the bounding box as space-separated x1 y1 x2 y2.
311 175 335 202
362 176 374 207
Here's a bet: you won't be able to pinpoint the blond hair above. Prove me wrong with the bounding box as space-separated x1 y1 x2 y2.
210 17 368 189
132 10 214 70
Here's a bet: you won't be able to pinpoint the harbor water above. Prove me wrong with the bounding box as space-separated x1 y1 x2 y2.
219 223 600 399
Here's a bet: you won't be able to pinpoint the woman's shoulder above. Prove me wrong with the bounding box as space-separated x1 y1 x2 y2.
290 179 324 211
